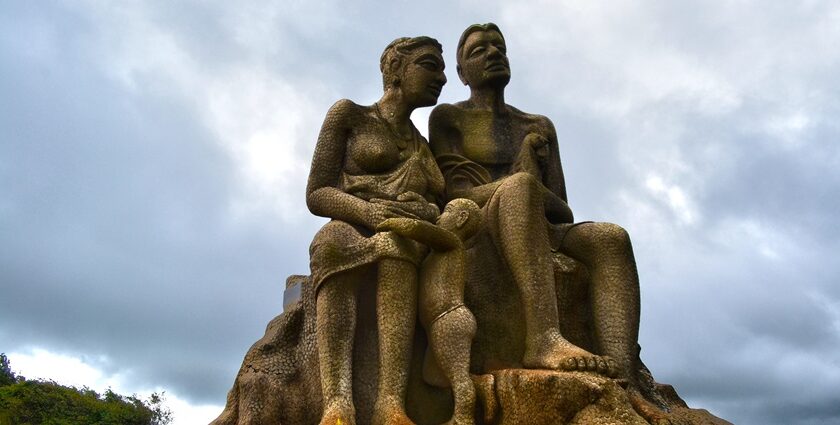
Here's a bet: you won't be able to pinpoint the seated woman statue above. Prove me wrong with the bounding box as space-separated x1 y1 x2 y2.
430 23 671 423
306 36 447 425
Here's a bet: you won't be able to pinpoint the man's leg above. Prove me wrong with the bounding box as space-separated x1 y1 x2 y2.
493 173 608 373
560 222 640 382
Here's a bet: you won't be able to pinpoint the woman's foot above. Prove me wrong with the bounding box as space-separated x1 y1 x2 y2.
371 399 415 425
319 400 356 425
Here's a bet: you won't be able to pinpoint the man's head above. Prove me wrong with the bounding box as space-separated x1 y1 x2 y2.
436 198 482 240
456 23 510 89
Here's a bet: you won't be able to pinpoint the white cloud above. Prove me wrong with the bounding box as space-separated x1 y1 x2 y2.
80 1 330 222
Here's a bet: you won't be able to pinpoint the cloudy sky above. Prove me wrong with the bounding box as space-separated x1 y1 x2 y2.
2 1 839 423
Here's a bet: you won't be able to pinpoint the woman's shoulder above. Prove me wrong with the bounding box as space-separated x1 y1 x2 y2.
325 99 371 122
329 99 370 114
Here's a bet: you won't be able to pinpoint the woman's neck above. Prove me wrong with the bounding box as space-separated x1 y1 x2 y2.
376 90 414 138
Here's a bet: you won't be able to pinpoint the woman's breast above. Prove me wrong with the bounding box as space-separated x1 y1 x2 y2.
346 131 401 174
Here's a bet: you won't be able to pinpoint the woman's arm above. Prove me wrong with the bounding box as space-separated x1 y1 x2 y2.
376 218 461 252
306 100 401 230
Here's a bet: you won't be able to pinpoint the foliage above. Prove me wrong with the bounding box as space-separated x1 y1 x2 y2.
0 354 18 387
0 353 172 425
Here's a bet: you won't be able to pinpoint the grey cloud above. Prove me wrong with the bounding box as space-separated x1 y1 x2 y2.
2 1 839 424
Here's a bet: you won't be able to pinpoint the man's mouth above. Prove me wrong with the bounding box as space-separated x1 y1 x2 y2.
485 62 508 72
428 85 442 97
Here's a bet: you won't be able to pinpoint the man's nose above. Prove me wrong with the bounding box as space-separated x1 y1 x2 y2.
488 45 503 58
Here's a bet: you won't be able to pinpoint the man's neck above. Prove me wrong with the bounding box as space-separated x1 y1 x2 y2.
467 86 506 113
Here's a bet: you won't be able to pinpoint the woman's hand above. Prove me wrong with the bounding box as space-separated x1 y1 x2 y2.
370 191 440 223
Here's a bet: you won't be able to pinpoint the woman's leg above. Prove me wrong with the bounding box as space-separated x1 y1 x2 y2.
317 269 363 425
372 258 418 425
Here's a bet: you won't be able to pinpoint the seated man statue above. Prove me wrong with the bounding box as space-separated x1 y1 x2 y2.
429 23 668 422
377 198 482 425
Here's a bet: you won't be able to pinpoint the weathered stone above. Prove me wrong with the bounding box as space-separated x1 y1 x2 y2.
212 24 732 425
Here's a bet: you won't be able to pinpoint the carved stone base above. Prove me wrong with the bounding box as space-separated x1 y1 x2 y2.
212 274 732 425
472 369 731 425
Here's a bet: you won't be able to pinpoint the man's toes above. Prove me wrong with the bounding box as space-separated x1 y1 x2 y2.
576 357 588 370
564 357 578 370
607 359 618 377
597 358 609 374
585 357 598 370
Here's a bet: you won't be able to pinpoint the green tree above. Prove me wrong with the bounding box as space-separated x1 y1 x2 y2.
0 353 172 425
0 354 17 387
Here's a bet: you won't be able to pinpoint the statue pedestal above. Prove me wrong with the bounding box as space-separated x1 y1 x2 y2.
213 275 732 425
475 369 648 425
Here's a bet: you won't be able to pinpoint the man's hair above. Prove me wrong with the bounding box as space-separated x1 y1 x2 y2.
446 198 482 239
380 36 443 90
456 23 505 66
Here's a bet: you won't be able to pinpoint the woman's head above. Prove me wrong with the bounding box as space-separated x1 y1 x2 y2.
380 36 443 90
380 37 447 108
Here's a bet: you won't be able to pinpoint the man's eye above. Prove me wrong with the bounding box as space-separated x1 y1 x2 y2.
420 61 438 70
469 46 485 57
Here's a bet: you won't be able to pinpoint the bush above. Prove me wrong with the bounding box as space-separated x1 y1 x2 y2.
0 353 172 425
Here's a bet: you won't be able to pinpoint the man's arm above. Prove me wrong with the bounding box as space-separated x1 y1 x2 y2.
376 218 461 252
538 117 574 223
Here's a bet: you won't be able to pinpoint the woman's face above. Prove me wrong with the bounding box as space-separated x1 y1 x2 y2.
398 45 447 108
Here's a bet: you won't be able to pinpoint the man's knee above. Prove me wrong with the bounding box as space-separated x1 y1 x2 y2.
498 171 539 191
587 222 631 251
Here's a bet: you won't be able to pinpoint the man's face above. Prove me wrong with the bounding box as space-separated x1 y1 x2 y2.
458 29 510 89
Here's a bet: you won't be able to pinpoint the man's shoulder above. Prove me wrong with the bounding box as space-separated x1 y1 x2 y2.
507 105 554 128
430 102 469 122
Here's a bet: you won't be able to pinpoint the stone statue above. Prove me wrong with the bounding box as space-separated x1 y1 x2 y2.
306 36 447 425
377 198 483 425
211 27 732 425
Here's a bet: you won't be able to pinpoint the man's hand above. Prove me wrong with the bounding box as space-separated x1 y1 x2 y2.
523 132 549 159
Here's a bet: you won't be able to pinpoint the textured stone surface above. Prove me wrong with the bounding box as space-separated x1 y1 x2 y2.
212 272 732 425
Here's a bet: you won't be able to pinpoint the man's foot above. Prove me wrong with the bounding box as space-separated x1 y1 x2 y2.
522 331 616 376
319 401 356 425
371 399 415 425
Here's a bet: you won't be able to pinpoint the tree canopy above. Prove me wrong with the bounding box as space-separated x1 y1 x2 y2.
0 353 172 425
